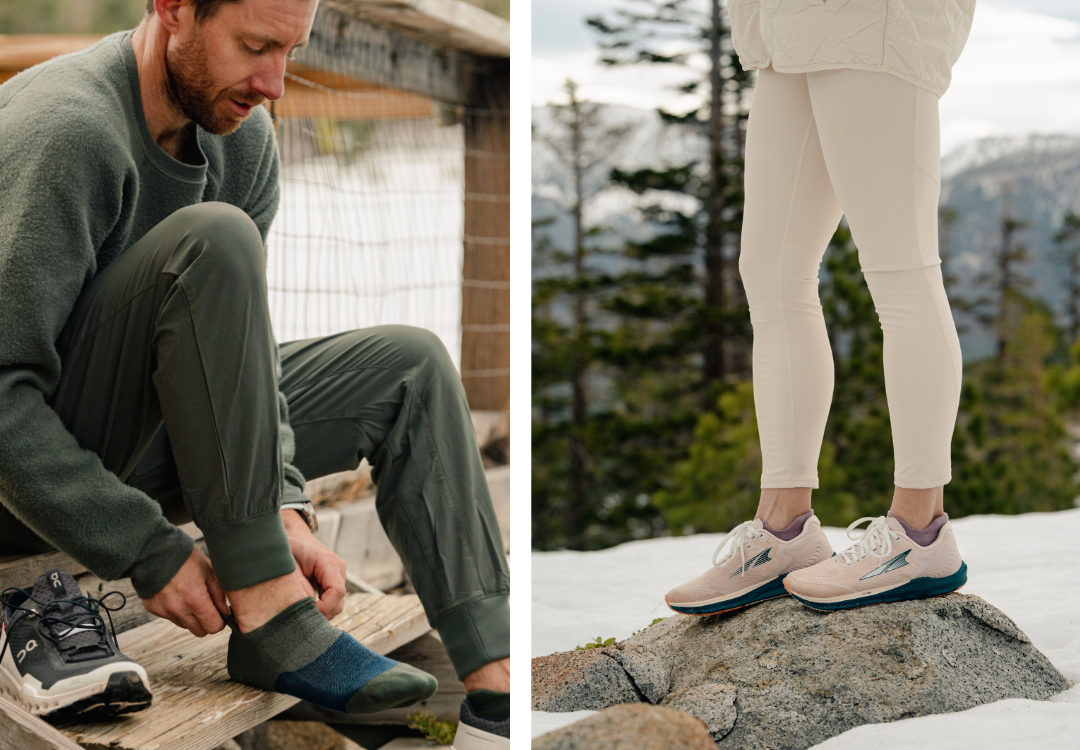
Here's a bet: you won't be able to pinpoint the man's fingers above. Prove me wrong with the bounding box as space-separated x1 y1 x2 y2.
192 595 226 635
206 571 230 616
176 611 208 638
313 557 345 619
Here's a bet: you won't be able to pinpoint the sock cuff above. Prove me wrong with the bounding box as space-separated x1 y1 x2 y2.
466 688 510 721
888 511 949 546
761 509 814 541
227 596 341 689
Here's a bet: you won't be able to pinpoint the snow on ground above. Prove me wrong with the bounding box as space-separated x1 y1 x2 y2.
532 509 1080 745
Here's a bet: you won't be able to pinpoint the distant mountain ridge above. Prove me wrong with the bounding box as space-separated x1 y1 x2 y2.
533 103 1080 361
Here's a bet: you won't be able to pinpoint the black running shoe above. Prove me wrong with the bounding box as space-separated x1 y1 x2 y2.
0 568 152 721
452 697 509 750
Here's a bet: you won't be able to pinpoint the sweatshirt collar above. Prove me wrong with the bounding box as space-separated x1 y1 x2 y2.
121 32 208 184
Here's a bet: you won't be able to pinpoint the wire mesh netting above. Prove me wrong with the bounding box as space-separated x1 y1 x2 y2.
267 68 467 368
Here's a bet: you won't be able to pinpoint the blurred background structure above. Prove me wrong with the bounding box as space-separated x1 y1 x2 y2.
0 1 509 747
533 0 1080 551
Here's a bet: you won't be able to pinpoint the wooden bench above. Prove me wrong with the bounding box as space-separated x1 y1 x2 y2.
0 551 432 750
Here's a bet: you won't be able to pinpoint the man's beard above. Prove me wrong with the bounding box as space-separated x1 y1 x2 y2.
164 31 263 136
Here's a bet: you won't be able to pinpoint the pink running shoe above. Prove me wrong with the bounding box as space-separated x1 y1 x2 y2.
664 514 833 616
784 515 967 611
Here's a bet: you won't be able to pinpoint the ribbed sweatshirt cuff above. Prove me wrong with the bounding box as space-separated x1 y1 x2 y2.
127 518 196 599
435 593 510 681
202 512 296 591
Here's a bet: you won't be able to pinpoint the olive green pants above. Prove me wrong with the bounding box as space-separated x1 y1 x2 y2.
0 203 509 679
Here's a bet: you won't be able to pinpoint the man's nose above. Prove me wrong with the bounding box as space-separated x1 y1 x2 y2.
250 54 287 102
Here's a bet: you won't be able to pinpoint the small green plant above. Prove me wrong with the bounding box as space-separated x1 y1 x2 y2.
632 617 666 636
407 709 457 745
575 636 616 651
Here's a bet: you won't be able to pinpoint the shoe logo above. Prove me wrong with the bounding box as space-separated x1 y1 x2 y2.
859 550 911 580
16 639 37 663
729 548 773 578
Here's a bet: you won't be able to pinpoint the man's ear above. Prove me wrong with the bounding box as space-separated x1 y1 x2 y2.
151 0 189 35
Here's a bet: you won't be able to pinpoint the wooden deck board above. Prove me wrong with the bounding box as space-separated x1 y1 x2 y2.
58 593 430 750
0 694 85 750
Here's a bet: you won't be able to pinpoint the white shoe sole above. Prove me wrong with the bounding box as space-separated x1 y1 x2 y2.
0 633 152 717
452 722 510 750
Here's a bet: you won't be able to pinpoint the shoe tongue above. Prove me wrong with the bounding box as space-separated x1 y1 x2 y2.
32 569 82 605
885 517 905 536
31 569 110 658
750 518 765 531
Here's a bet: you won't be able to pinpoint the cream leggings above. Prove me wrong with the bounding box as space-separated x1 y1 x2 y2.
740 66 963 490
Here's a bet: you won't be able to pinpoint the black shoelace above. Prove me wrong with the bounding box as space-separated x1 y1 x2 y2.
1 586 126 665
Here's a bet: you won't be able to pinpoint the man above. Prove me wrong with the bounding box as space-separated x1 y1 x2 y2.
0 1 509 746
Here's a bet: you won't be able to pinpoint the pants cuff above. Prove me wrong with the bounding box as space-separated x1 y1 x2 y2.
435 593 510 681
894 472 952 489
760 475 819 489
201 512 296 591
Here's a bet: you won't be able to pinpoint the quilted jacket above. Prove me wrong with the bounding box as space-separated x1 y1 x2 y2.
728 0 977 98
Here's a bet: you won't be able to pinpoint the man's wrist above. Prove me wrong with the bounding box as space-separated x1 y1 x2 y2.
282 508 310 532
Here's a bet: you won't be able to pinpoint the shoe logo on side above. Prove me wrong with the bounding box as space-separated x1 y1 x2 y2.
729 548 773 578
859 550 911 580
16 639 36 663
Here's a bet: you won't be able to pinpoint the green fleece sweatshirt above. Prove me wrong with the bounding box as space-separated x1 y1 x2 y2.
0 31 307 598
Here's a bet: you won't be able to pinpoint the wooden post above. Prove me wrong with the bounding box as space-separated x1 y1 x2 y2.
460 59 510 410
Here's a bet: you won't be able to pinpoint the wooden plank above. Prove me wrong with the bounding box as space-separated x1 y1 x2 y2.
323 0 510 57
60 592 431 750
471 410 509 450
0 694 85 750
294 6 478 105
0 34 103 74
336 497 406 591
0 550 88 590
278 64 434 120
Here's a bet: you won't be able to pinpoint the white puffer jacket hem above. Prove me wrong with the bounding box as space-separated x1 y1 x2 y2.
728 0 976 99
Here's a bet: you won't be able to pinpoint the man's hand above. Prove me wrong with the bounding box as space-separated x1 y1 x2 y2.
283 509 347 620
142 545 229 637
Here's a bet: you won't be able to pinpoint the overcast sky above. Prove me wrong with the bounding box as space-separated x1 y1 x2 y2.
533 0 1080 155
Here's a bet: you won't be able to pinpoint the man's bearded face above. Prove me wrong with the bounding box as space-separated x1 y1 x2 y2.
164 28 265 136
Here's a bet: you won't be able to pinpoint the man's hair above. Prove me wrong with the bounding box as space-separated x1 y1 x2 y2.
145 0 245 23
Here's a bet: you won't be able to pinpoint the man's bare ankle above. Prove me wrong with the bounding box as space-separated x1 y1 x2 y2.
462 657 510 692
227 571 309 634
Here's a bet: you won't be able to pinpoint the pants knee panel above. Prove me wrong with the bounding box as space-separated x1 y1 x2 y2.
364 325 457 380
167 202 266 281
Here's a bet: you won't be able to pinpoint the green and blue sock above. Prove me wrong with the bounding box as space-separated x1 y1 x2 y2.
225 597 437 714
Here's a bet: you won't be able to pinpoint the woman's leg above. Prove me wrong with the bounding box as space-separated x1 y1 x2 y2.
739 66 845 527
806 69 963 526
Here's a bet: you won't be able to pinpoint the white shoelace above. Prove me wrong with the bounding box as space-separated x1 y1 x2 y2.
711 520 764 576
837 516 900 564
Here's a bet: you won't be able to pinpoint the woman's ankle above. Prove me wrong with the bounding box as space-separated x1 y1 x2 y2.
755 487 813 529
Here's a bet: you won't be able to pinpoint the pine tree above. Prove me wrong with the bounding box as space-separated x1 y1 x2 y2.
588 0 755 399
532 81 638 550
1051 209 1080 344
971 184 1032 361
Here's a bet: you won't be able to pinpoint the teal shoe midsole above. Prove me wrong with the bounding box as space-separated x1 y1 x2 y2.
668 574 788 615
790 561 968 611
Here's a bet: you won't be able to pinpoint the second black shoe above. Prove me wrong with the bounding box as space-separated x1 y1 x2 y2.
0 568 152 721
